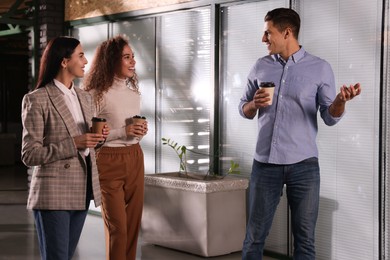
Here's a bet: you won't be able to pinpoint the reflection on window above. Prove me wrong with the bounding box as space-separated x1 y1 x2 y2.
71 24 109 85
113 19 156 175
158 8 211 174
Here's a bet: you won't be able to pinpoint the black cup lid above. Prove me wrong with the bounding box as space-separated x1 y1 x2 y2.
133 115 146 119
92 117 106 122
260 82 275 88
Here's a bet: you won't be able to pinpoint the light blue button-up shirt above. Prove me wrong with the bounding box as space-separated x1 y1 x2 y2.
238 47 343 164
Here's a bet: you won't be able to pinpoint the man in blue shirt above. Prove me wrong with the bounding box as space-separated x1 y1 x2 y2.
239 8 361 260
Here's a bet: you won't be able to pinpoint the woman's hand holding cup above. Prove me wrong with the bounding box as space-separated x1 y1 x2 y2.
91 117 109 144
126 115 147 138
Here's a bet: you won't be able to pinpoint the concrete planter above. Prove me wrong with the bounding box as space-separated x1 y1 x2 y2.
141 172 248 257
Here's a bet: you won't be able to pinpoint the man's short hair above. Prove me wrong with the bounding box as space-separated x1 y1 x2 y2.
264 8 301 39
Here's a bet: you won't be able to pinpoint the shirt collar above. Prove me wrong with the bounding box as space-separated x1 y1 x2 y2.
272 46 306 64
54 79 76 96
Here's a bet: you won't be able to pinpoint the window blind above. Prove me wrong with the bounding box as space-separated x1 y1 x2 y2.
298 0 381 258
158 8 212 175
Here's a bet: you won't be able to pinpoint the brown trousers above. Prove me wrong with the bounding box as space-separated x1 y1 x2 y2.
96 144 144 260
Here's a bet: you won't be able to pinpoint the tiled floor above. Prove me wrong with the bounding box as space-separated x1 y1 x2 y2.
0 164 277 260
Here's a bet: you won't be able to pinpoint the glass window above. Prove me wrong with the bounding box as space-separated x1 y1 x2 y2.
298 0 381 259
113 18 157 174
157 8 211 175
72 23 109 85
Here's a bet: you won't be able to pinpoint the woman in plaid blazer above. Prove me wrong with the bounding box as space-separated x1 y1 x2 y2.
21 36 108 260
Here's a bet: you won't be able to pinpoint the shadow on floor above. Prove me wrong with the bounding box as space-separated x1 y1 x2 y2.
0 164 277 260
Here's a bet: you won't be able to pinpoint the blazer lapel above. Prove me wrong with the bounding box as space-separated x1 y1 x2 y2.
45 83 80 138
74 86 93 131
74 87 93 167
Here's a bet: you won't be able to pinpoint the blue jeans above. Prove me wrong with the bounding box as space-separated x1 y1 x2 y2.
242 157 320 260
34 209 89 260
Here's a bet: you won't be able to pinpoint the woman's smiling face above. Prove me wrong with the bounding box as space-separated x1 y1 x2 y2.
64 44 88 78
116 44 136 79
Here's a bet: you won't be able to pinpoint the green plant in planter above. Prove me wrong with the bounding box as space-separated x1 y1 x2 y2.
161 137 240 179
161 137 188 176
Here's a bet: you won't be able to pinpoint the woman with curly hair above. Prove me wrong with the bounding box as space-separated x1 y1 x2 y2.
84 35 147 260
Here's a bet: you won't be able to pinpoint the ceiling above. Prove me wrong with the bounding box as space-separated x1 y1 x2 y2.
0 0 34 33
0 0 34 55
0 0 32 17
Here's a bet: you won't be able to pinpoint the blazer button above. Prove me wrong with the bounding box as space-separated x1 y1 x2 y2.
64 164 70 169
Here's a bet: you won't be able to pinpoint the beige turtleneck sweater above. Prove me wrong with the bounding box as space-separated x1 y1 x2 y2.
94 77 142 147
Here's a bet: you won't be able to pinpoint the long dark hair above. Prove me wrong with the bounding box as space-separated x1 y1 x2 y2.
34 36 80 90
83 35 139 107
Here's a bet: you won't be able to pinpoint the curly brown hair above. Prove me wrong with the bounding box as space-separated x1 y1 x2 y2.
83 35 139 107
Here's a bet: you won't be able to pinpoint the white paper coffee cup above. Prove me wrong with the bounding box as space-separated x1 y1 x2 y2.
260 82 275 105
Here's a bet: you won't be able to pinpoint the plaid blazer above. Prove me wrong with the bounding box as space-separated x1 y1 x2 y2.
21 83 101 210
